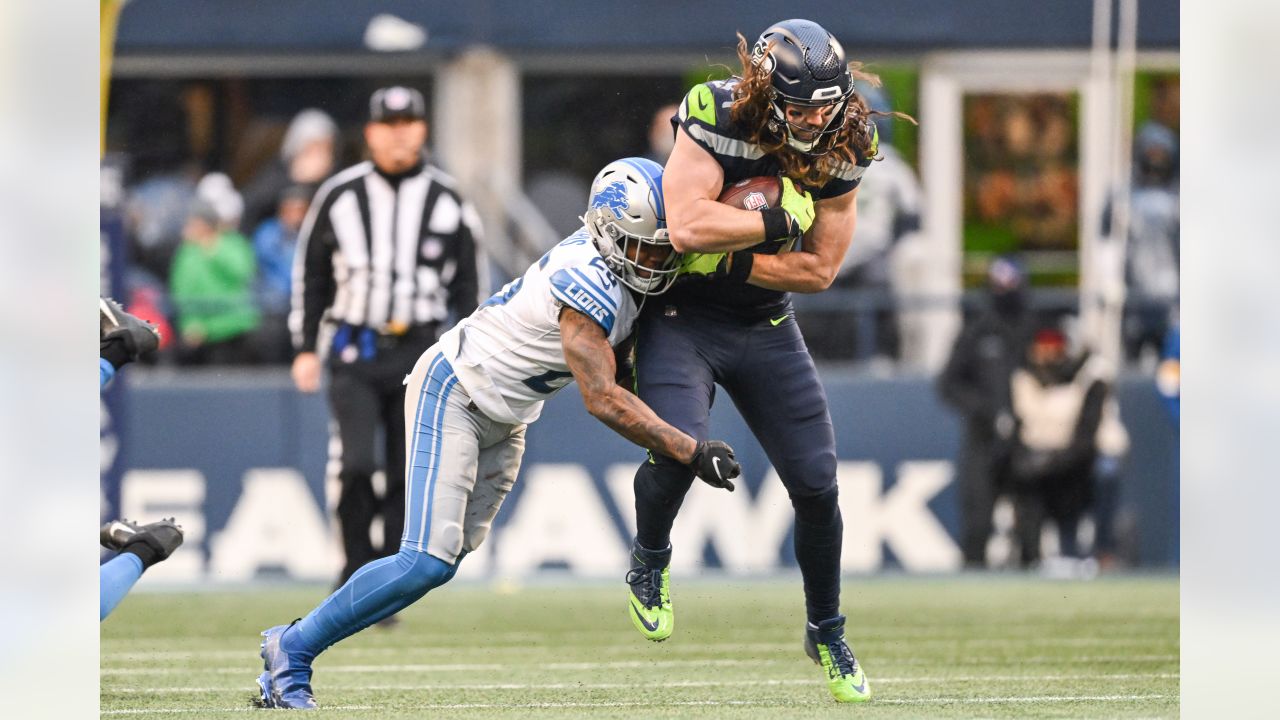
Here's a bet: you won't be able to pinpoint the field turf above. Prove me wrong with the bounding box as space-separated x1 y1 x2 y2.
101 574 1178 718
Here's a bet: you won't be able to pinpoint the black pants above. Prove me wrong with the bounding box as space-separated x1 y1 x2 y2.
326 327 435 585
1011 456 1095 566
631 302 842 622
956 426 1010 567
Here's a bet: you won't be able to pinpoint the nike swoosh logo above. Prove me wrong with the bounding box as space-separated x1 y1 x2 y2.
697 95 710 113
630 600 660 632
851 672 867 694
712 456 723 479
770 315 788 326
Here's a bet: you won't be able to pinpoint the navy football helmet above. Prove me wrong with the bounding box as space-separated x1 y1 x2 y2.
751 19 855 154
581 158 679 296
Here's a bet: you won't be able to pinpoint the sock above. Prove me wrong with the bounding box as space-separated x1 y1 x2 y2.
791 488 843 624
100 553 144 620
99 358 116 390
633 457 694 551
283 546 458 661
630 539 672 568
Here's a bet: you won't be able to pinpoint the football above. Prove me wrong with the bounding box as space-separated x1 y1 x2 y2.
717 176 781 211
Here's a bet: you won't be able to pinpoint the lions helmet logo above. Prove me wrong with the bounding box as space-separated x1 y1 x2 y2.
591 181 630 220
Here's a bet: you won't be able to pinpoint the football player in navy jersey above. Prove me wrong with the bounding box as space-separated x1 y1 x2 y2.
625 19 908 703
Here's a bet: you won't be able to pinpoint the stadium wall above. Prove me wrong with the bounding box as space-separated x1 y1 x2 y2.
104 372 1177 583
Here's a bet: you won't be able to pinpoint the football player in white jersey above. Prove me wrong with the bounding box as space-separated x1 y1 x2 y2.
254 157 742 710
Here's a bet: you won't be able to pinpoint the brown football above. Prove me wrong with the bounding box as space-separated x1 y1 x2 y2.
716 176 781 211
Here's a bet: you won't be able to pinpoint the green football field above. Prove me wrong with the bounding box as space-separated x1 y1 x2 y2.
101 574 1178 718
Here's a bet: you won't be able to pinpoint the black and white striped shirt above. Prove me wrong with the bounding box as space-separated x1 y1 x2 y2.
290 157 485 354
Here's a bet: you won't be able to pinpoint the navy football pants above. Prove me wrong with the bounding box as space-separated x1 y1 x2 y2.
632 303 844 623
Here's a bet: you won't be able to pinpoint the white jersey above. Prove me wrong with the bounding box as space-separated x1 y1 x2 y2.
436 230 639 425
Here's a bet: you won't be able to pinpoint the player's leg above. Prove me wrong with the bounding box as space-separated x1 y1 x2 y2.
628 310 716 641
461 423 526 555
723 316 870 702
257 352 479 709
99 518 184 620
327 368 381 585
99 554 144 620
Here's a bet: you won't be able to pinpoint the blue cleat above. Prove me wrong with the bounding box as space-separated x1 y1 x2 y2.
255 622 318 710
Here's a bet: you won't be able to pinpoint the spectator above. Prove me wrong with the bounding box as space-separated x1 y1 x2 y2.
798 83 921 361
1156 314 1180 423
168 199 261 365
1104 121 1179 364
1008 328 1117 570
1092 386 1131 571
196 172 246 233
251 184 312 363
240 108 338 234
643 102 678 165
937 256 1034 568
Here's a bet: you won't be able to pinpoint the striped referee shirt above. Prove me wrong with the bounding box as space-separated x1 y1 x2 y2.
290 156 485 354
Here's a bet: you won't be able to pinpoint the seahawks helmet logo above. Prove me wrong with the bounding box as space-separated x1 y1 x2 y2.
591 181 630 220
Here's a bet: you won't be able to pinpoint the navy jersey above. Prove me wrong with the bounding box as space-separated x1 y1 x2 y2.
664 79 874 317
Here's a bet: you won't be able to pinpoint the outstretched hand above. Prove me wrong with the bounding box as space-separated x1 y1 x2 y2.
689 440 741 492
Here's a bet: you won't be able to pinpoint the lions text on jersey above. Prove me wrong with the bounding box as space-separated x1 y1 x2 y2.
435 231 639 425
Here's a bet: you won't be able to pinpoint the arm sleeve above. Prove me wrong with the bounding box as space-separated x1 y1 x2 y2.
290 185 338 354
549 264 619 337
446 199 484 324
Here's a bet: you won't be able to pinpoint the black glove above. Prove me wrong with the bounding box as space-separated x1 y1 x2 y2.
689 440 740 492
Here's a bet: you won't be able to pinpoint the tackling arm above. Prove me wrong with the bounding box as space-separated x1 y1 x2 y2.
746 188 858 293
560 307 696 464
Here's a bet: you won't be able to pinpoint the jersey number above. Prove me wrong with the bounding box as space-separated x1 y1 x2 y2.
481 277 524 308
521 369 574 394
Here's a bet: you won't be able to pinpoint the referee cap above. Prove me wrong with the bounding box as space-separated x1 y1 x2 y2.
369 86 426 123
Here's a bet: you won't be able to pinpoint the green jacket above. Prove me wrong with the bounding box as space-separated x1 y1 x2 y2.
170 232 261 343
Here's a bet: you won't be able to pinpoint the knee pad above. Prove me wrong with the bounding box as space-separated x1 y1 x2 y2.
789 486 840 527
396 548 458 593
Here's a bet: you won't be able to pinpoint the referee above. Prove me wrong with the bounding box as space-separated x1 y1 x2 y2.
290 86 484 588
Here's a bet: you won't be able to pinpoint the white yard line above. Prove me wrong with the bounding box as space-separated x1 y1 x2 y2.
101 694 1176 715
101 636 1175 663
105 672 1180 693
101 653 1181 676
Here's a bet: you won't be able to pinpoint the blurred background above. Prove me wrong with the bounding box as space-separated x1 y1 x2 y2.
99 0 1179 585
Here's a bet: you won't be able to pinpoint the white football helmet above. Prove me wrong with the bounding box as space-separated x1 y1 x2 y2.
581 158 678 296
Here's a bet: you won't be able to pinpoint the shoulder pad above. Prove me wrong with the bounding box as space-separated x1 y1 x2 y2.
678 81 736 129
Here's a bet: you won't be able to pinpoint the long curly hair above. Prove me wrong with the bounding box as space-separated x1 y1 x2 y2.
728 32 916 187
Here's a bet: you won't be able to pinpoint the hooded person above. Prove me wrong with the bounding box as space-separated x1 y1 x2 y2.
937 255 1036 567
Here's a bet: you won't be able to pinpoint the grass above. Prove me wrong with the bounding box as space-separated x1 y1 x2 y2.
101 574 1178 718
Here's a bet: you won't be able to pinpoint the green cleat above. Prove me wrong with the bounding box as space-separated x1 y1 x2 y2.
804 614 872 703
624 540 673 641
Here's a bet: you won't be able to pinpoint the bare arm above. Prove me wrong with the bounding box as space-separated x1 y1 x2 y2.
664 130 771 254
560 307 696 463
747 188 858 293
